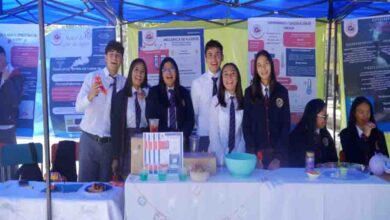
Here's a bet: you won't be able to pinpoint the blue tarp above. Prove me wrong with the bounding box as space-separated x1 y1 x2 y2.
1 1 390 25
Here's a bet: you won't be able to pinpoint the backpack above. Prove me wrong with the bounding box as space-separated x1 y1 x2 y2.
14 143 43 181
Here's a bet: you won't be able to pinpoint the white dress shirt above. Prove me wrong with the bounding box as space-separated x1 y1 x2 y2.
191 70 220 136
261 83 269 97
126 87 148 128
208 92 245 166
356 125 364 137
75 67 126 137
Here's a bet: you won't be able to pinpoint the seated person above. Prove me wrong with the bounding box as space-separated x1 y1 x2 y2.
340 96 388 165
289 99 338 167
145 57 194 151
208 63 245 166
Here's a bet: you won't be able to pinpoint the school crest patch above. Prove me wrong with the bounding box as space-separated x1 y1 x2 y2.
322 137 329 147
276 98 284 108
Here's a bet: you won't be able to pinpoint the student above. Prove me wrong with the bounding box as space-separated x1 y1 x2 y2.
0 45 24 181
111 58 149 178
243 50 290 170
0 45 23 145
340 96 388 165
146 57 194 151
191 39 223 151
75 40 126 182
289 99 338 167
208 63 245 166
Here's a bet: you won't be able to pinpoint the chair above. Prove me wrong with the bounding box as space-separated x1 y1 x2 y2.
51 141 79 181
339 150 345 162
0 143 43 182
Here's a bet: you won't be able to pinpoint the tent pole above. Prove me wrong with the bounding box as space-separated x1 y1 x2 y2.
119 0 124 76
37 0 52 220
325 0 333 107
333 21 339 146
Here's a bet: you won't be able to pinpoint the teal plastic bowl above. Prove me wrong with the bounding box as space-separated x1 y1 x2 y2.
225 152 256 177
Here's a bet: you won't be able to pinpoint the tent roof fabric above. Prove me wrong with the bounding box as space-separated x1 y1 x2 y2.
1 0 390 25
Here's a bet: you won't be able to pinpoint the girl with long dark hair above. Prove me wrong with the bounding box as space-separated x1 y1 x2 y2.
208 63 245 166
340 96 388 165
145 57 194 151
243 50 290 169
289 99 338 167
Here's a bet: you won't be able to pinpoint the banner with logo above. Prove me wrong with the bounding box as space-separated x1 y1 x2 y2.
138 28 205 87
342 15 390 131
48 27 115 137
248 18 317 124
0 24 39 137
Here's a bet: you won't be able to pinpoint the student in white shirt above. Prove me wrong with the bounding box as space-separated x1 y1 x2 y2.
209 63 245 166
111 58 149 178
75 41 126 182
191 39 224 151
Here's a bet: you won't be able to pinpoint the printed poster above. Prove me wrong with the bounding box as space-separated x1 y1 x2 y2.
342 15 390 131
0 24 39 136
143 132 184 174
138 28 205 87
48 27 115 137
248 18 317 124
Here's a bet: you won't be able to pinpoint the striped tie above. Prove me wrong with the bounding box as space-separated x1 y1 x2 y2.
168 89 176 129
228 96 235 153
134 91 141 128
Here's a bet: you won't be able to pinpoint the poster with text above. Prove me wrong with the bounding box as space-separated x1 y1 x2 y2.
138 28 205 87
48 27 115 137
248 18 317 124
143 132 184 174
0 24 39 137
342 15 390 132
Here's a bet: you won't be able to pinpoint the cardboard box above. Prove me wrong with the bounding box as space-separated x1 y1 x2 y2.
130 135 143 175
183 152 217 175
131 136 217 175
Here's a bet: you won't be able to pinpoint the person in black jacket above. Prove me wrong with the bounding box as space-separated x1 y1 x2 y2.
0 46 23 145
145 57 194 152
340 96 388 165
243 50 290 169
289 99 338 167
111 58 149 178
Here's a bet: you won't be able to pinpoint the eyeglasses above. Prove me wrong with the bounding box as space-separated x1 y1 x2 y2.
162 68 175 73
317 114 328 119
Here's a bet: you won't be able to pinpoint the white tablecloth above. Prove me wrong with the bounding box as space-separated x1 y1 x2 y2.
125 168 390 220
0 181 124 220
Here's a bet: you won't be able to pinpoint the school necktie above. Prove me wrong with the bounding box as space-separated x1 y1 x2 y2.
168 89 176 129
134 91 141 129
110 76 117 122
265 87 269 99
212 77 218 96
228 96 235 153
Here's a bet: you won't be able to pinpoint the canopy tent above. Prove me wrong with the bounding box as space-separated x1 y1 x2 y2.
2 0 390 26
1 1 390 220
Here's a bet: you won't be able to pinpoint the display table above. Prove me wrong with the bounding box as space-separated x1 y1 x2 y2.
125 168 390 220
0 181 124 220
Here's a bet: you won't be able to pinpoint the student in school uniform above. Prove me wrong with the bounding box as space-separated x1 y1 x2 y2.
208 63 245 166
75 40 126 182
111 58 149 178
340 96 388 165
243 50 290 170
289 99 338 167
191 39 224 151
145 57 195 151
